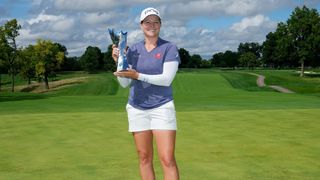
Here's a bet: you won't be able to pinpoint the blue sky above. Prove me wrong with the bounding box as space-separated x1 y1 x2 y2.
1 0 320 58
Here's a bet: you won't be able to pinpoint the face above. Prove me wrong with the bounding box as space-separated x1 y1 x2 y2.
140 15 161 38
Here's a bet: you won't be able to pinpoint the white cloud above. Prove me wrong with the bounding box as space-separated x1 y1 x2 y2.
230 14 275 32
28 11 62 24
51 18 74 32
12 0 317 57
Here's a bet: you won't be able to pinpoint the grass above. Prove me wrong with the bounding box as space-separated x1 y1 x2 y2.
0 69 319 179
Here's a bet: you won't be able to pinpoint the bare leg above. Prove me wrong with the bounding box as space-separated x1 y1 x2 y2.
153 130 179 180
133 130 155 180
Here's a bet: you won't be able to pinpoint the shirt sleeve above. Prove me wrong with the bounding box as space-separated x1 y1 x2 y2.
137 61 179 87
165 43 181 63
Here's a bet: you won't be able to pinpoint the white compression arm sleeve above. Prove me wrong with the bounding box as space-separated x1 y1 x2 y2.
138 61 179 87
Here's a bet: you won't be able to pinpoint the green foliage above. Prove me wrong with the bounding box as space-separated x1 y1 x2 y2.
238 42 262 58
262 32 277 67
0 19 21 92
0 26 9 76
80 46 103 73
178 48 191 68
178 49 209 68
61 56 82 71
19 45 36 84
211 50 239 68
239 52 260 69
287 6 320 76
189 54 202 68
263 6 320 71
103 44 116 72
33 39 65 89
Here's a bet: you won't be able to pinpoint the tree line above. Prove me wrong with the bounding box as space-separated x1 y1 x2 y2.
0 19 116 92
210 6 320 77
0 6 319 92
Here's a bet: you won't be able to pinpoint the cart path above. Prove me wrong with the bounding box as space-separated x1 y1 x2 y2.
247 73 295 93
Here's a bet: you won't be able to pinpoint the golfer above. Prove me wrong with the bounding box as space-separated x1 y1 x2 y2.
112 7 180 180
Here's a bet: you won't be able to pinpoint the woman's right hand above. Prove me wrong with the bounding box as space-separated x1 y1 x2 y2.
112 44 119 62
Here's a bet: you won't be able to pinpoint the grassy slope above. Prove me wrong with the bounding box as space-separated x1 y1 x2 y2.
173 70 320 111
0 70 319 179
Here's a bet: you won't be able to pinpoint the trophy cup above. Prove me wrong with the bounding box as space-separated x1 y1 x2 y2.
108 28 129 71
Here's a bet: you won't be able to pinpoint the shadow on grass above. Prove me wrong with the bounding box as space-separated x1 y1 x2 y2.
0 93 48 102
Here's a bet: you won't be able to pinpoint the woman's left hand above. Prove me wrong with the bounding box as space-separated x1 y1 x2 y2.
113 68 139 79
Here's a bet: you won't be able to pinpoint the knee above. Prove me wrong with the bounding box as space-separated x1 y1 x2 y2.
159 155 176 168
137 150 153 165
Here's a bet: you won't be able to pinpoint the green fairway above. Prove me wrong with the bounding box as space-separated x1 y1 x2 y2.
0 70 319 179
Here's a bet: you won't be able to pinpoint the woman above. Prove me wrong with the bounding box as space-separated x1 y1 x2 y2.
112 7 180 180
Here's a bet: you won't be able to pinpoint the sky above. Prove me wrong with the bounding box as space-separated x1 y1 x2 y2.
1 0 320 59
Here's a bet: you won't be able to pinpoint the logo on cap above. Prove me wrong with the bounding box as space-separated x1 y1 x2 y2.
144 9 159 15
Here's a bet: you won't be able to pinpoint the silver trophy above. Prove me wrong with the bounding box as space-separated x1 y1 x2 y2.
108 28 129 71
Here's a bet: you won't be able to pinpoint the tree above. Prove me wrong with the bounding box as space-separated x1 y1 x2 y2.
103 44 116 72
80 46 103 73
238 42 262 69
33 39 65 89
199 59 211 68
211 52 225 67
61 56 82 71
189 54 202 68
54 42 68 56
223 50 239 68
210 51 239 68
20 45 36 84
262 32 277 67
276 22 298 68
1 19 21 92
178 48 191 68
0 60 4 91
262 30 292 68
238 42 262 58
0 26 9 91
287 6 320 76
239 52 259 69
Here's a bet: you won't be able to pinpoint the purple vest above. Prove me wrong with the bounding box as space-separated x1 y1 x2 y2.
127 38 180 110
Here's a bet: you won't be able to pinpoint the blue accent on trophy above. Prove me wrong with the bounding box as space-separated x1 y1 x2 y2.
108 28 129 71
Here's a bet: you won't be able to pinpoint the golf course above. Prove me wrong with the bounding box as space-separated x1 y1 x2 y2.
0 69 319 179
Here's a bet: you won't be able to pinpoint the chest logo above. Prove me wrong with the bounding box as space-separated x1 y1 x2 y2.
155 53 161 59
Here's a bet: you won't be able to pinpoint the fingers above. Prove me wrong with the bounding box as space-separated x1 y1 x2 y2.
112 45 119 62
113 48 119 55
113 71 128 78
113 69 138 80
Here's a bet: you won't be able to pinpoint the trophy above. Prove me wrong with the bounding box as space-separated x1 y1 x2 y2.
108 28 129 71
